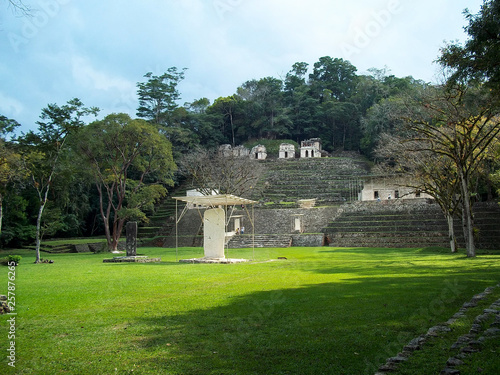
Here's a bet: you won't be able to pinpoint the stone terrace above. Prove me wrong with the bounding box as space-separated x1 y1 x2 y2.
251 156 370 206
324 200 500 249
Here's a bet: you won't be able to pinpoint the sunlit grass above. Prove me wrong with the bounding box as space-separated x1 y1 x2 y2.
0 246 498 374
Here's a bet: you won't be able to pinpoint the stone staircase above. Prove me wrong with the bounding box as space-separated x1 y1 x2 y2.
24 243 75 254
227 234 292 248
473 202 500 249
138 185 188 245
252 157 370 205
323 200 500 249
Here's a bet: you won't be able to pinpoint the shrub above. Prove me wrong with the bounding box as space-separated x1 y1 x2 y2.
0 254 22 266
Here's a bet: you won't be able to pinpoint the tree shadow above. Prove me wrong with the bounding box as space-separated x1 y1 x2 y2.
130 271 496 375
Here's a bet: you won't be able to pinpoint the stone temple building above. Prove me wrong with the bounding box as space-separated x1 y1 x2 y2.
279 143 296 159
300 138 322 158
361 176 433 201
250 145 267 160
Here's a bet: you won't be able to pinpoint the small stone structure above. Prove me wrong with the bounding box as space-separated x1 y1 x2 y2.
218 144 233 157
233 145 250 157
298 199 316 208
250 145 267 160
218 144 250 158
279 143 295 159
361 176 433 201
300 138 322 158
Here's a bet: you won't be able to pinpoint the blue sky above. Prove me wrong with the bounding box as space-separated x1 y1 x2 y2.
0 0 484 134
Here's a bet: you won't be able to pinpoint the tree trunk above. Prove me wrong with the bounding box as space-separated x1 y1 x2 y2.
446 212 457 253
103 217 112 250
96 182 114 251
35 201 46 264
111 217 126 252
459 169 475 257
229 110 235 147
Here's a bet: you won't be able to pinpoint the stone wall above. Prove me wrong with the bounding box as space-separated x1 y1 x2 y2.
235 206 339 235
324 199 500 249
291 234 325 247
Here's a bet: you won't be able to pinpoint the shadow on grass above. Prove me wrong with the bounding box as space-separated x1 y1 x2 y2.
132 270 498 375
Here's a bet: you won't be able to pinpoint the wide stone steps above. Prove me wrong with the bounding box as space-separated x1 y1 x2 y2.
137 185 188 241
227 234 292 248
329 232 451 248
324 201 500 249
254 157 369 203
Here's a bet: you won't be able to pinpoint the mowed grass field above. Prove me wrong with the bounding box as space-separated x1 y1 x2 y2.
0 246 499 374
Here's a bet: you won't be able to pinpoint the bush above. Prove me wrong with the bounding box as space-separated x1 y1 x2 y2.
0 254 22 266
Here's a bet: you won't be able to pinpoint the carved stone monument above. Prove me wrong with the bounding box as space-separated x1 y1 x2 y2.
103 221 160 262
203 207 226 259
126 222 138 257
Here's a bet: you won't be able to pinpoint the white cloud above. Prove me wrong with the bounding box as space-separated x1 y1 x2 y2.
0 0 486 131
0 92 24 117
71 55 134 92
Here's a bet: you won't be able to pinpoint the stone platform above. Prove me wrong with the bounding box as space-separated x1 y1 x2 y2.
179 257 250 264
103 256 161 263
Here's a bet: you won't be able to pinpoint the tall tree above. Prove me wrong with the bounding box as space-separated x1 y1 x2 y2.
77 114 176 251
136 68 186 126
207 96 241 146
402 84 500 257
284 62 309 95
19 99 99 263
375 133 462 253
185 98 224 149
309 56 358 102
439 0 500 95
237 77 290 140
0 115 22 237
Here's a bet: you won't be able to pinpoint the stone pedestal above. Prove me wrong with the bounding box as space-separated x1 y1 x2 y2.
126 222 137 257
204 208 225 259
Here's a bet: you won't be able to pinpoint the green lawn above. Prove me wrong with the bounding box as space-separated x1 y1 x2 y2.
0 246 499 374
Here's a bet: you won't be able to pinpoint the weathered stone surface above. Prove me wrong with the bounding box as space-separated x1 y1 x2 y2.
427 325 451 336
126 222 138 257
370 284 499 375
103 256 161 263
0 296 11 314
470 323 482 334
483 308 499 314
379 362 399 372
462 302 477 309
461 346 480 354
179 258 250 264
483 327 500 337
440 368 460 375
74 243 90 253
474 313 491 324
387 355 408 363
447 357 464 367
472 292 488 300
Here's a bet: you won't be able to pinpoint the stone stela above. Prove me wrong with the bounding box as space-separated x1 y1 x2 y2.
173 194 257 263
126 222 138 257
103 222 161 263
